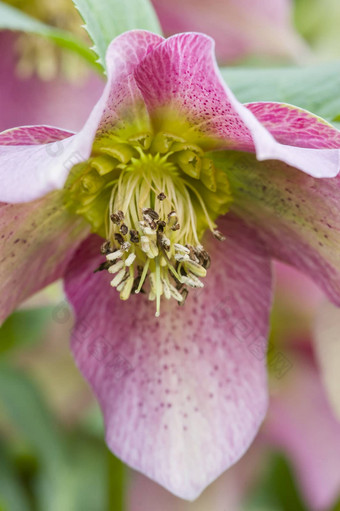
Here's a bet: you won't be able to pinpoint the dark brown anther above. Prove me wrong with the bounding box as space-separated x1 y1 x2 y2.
213 229 226 241
110 210 125 224
100 240 112 254
171 223 180 231
143 208 159 220
120 224 128 235
201 250 211 269
157 192 166 201
94 261 111 273
186 244 200 263
157 220 166 232
110 213 121 225
159 234 170 251
179 288 189 305
114 233 125 245
129 229 140 243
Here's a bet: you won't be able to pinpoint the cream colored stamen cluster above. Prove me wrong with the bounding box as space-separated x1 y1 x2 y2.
100 200 211 317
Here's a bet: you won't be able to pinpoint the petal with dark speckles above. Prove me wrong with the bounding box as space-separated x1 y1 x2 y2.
64 215 272 500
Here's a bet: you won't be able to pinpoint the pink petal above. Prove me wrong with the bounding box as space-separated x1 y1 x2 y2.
96 30 163 136
128 442 264 511
0 125 74 145
64 215 272 500
0 31 163 204
265 354 340 511
246 102 340 149
0 128 83 203
0 192 89 324
152 0 308 64
134 33 340 178
0 32 103 133
211 151 340 306
134 32 254 151
314 302 340 421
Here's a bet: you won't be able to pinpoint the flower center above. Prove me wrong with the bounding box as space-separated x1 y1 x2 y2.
65 131 232 315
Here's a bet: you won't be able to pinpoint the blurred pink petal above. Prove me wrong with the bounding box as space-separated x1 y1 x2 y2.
64 215 272 500
152 0 308 63
0 192 89 323
0 32 103 133
265 354 340 511
314 302 340 421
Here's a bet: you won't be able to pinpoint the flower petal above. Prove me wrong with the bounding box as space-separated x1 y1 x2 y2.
64 215 272 500
134 33 340 177
0 31 163 204
314 301 340 421
0 126 87 203
245 101 340 178
265 354 340 511
152 0 308 64
0 192 89 324
211 151 340 305
97 30 163 137
0 32 103 133
128 442 264 511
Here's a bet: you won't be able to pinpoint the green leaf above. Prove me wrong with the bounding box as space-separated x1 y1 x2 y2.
0 1 101 73
0 442 31 511
72 0 162 69
244 452 308 511
0 307 52 357
0 365 66 472
221 61 340 122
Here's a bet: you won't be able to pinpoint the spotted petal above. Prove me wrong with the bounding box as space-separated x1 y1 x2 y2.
64 215 272 500
211 151 340 306
134 32 340 177
0 192 89 324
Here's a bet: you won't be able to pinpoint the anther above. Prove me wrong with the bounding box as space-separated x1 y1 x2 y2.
94 261 111 273
114 233 125 245
157 220 166 232
157 192 166 201
213 229 226 241
100 240 112 254
179 288 189 305
110 212 123 225
171 223 180 231
129 229 140 243
120 224 128 235
142 208 159 221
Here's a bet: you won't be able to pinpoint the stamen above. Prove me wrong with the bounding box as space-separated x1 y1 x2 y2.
67 128 231 315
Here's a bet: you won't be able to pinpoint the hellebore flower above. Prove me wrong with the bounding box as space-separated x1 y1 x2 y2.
151 0 309 63
2 30 340 499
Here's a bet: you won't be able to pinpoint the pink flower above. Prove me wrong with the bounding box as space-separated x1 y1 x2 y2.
151 0 308 63
1 30 340 499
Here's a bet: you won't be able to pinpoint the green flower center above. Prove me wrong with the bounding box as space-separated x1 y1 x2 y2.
65 130 232 315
